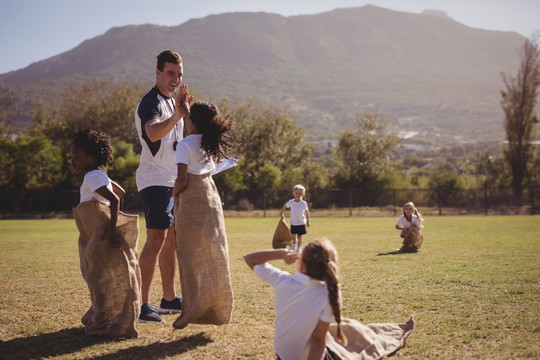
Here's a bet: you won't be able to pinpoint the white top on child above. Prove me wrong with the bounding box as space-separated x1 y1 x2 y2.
285 199 309 226
254 262 335 360
79 169 113 205
175 134 215 174
396 214 421 236
175 134 238 175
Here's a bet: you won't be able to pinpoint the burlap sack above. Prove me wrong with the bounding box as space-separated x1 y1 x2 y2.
326 317 415 360
73 200 141 338
272 217 292 249
173 173 234 329
402 225 423 251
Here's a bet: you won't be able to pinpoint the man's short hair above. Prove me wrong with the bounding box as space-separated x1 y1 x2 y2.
156 49 182 71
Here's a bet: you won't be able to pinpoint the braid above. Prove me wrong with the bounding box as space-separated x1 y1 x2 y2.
302 238 348 345
325 260 348 345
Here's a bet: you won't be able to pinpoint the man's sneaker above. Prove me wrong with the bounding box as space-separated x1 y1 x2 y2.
139 303 165 323
158 296 182 314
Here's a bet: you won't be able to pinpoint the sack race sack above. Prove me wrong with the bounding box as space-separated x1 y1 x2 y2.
326 317 415 360
73 200 141 338
401 225 423 252
272 217 291 249
173 173 234 329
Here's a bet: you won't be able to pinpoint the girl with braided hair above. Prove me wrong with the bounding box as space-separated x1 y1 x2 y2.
244 238 347 360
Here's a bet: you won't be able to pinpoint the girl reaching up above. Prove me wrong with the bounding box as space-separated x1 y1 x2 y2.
172 100 237 329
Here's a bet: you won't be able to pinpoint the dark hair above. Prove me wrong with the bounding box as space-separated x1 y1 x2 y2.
189 101 237 162
71 129 112 168
302 238 348 345
156 49 182 71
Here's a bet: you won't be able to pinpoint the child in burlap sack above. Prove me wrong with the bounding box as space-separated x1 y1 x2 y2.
395 201 424 253
71 129 141 338
172 100 237 329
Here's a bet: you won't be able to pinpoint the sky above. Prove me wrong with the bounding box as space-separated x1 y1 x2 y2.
0 0 538 75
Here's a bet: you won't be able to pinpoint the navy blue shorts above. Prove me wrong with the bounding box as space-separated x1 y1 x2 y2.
139 186 174 229
290 225 307 235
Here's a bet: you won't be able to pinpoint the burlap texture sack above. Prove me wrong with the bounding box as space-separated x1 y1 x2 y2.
173 173 234 329
73 200 141 338
326 317 414 359
272 217 292 249
402 225 423 251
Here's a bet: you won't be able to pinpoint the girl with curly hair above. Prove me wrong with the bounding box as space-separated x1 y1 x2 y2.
71 129 141 338
71 129 125 236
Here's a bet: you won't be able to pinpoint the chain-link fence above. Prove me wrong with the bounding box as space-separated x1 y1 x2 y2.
1 186 538 218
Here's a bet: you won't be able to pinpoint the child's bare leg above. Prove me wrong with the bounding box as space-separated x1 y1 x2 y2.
290 233 297 250
297 235 303 251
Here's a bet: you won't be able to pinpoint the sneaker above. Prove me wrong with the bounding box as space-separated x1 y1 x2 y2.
139 303 165 323
290 242 297 252
158 296 182 314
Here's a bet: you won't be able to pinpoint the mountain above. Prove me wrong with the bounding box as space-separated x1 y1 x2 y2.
0 5 528 143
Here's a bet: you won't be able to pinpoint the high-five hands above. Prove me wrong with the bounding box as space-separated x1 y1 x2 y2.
176 84 194 118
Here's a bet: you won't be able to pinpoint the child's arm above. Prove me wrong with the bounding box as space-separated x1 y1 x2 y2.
307 320 330 360
94 185 121 245
279 204 287 218
173 163 188 199
111 180 125 199
244 249 300 270
305 208 310 227
395 225 403 230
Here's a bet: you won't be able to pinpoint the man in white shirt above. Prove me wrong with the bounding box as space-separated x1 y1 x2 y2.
135 49 191 323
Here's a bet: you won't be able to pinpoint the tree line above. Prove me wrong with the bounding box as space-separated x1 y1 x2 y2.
0 35 538 203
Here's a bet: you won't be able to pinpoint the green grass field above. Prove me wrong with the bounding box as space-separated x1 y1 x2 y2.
0 215 539 359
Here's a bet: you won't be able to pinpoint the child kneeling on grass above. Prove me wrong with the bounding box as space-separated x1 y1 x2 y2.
245 238 415 360
71 129 141 338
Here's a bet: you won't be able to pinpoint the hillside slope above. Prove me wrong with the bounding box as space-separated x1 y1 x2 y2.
1 5 527 142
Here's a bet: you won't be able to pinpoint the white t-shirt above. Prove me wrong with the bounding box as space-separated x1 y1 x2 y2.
175 134 216 175
79 169 113 205
135 86 183 191
396 215 421 234
254 263 335 360
285 199 309 226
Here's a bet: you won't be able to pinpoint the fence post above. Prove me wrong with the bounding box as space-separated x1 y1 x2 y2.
484 182 488 216
531 186 535 215
393 189 397 217
263 190 267 217
349 189 353 217
438 188 442 216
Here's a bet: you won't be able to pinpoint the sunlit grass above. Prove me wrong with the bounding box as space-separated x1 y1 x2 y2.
0 215 539 359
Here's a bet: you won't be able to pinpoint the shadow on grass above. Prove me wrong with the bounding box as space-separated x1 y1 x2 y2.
376 250 407 256
0 327 213 359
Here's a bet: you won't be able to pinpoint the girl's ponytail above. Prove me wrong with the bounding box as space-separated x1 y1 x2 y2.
303 238 348 345
325 260 347 345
